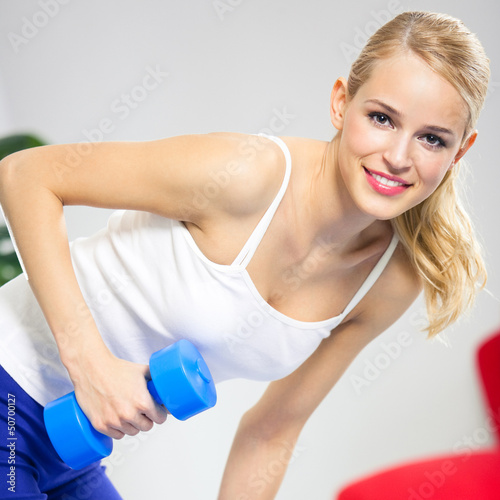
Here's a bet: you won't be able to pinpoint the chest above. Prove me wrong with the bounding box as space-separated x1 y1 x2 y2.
185 207 384 324
247 218 385 322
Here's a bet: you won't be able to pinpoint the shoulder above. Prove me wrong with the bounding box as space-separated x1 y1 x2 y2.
201 132 285 213
194 132 308 223
189 131 329 233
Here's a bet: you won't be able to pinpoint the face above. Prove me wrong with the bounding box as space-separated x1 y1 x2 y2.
331 51 476 220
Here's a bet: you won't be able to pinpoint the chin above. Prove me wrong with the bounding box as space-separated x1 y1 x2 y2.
356 196 410 221
370 210 401 222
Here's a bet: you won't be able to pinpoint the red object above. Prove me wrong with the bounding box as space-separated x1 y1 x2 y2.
336 330 500 500
477 331 500 443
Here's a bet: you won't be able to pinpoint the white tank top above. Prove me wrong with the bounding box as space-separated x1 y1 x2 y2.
0 133 399 406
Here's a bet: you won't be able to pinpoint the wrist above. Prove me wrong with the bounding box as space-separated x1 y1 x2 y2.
57 324 112 378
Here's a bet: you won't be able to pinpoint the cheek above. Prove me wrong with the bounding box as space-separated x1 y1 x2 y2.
416 156 452 187
341 113 385 160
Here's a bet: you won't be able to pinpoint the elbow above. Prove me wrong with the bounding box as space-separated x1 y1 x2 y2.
0 154 16 201
0 150 26 191
239 405 306 445
0 152 13 177
0 149 46 203
0 150 42 218
236 410 305 473
1 149 27 169
0 147 64 207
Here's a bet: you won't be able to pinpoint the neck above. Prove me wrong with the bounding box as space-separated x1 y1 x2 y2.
297 134 385 254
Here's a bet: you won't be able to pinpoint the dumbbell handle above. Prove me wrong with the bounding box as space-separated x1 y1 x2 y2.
147 379 163 406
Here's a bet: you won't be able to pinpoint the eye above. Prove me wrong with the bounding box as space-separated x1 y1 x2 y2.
421 134 446 149
368 112 392 127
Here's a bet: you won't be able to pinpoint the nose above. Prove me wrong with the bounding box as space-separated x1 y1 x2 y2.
382 134 413 171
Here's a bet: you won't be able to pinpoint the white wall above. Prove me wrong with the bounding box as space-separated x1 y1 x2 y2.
1 1 499 498
0 70 11 231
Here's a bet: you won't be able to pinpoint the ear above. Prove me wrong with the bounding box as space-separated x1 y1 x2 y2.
450 130 478 169
330 77 348 131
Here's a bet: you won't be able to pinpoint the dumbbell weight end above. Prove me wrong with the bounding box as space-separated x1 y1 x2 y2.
43 391 113 470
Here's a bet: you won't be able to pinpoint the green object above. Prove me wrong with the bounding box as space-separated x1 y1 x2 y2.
0 134 45 161
0 133 46 286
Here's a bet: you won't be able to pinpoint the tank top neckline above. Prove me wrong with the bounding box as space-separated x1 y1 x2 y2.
178 132 399 330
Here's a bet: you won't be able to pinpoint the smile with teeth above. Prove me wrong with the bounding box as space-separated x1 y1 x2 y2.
370 172 407 187
363 166 411 186
363 167 411 196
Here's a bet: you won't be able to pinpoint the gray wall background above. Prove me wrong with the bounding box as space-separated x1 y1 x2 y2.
1 1 499 498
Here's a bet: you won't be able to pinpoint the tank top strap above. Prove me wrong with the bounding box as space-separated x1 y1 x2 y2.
231 133 292 268
339 233 399 319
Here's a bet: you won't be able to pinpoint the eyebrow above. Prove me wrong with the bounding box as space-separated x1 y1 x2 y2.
365 99 456 137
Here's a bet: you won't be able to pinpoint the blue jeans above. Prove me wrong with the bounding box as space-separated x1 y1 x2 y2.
0 365 122 499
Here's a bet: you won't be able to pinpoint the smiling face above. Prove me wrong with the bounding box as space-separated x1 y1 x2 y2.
331 51 476 220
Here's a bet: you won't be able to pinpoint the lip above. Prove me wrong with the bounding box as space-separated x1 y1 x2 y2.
363 167 411 196
364 167 411 186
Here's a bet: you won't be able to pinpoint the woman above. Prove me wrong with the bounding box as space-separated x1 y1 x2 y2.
0 11 490 500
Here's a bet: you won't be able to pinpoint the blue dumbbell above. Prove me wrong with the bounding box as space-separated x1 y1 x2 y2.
43 339 217 470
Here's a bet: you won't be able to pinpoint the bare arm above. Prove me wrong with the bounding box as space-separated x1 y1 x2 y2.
0 133 280 438
218 246 422 499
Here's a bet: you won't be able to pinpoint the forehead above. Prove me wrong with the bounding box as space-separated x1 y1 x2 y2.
355 52 468 135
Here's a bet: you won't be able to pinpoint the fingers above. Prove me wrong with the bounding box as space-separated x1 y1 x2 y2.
109 415 154 438
106 427 126 440
149 400 169 425
94 410 165 439
93 391 168 439
76 360 170 440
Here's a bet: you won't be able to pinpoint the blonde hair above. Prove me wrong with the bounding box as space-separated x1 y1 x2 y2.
347 11 490 337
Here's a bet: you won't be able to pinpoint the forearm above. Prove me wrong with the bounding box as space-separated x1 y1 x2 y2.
218 415 300 500
0 152 110 372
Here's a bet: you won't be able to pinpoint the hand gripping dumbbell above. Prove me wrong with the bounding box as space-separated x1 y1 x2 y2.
43 339 217 470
